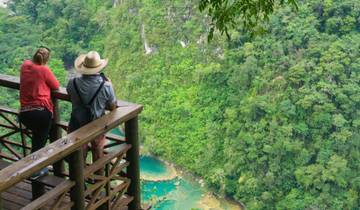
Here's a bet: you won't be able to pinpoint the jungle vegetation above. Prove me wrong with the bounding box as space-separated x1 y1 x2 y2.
0 0 359 209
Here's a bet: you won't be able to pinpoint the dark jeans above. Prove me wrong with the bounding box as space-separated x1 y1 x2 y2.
19 109 52 153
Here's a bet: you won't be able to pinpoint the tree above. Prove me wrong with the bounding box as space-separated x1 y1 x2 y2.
199 0 298 39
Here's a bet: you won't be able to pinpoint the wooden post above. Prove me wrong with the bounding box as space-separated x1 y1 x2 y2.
50 98 65 177
69 149 85 210
98 163 110 210
105 163 111 209
19 122 28 157
125 117 141 210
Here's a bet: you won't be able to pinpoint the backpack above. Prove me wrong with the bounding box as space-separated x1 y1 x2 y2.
68 78 105 132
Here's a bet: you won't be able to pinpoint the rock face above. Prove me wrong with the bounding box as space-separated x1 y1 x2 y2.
112 0 119 8
0 0 8 8
141 24 155 55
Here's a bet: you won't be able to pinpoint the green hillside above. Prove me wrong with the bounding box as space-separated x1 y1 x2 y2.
1 0 360 209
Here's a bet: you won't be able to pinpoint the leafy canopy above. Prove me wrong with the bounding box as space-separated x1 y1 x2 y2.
199 0 298 39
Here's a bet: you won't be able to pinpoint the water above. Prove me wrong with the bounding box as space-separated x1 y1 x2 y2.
111 127 125 136
140 156 204 210
140 156 169 177
143 179 204 210
110 128 242 210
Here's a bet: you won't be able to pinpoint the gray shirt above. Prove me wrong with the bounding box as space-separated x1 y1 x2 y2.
67 75 116 119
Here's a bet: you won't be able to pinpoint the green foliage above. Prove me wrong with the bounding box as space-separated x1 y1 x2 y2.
199 0 299 39
1 0 360 209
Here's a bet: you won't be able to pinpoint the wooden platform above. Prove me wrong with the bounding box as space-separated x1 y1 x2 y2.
0 160 134 210
1 180 133 210
0 159 72 210
0 74 144 210
1 180 72 210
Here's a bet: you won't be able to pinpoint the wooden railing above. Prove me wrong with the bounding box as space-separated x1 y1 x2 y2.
0 74 143 210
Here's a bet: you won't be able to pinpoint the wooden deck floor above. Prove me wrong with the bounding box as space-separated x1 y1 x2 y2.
1 180 72 210
0 180 136 210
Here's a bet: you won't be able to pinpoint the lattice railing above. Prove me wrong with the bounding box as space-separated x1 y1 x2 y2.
0 106 30 161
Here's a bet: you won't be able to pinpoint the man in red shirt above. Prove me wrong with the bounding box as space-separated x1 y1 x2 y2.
19 47 59 180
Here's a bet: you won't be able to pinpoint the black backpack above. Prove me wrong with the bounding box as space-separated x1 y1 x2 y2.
68 78 105 132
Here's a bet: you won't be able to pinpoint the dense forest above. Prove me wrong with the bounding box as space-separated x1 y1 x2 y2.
1 0 360 209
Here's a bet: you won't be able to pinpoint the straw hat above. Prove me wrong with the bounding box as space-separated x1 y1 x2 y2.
74 51 108 75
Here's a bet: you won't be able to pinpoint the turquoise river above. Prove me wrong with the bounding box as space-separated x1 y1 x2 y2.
140 156 242 210
111 128 242 210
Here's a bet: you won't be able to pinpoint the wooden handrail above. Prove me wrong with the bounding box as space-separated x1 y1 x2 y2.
0 73 136 107
0 105 142 192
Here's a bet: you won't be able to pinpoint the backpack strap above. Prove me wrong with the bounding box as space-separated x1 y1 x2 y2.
88 79 105 105
73 78 105 106
73 78 85 106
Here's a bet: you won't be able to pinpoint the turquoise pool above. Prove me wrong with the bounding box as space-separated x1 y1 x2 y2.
110 128 241 210
140 156 203 210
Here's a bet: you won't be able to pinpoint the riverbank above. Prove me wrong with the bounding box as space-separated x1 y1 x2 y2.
139 150 178 181
141 161 177 181
164 161 245 209
198 193 244 210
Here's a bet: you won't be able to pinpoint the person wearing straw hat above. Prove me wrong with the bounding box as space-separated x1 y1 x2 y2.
67 51 117 162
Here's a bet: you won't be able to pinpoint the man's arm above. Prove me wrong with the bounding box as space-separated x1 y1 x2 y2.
105 81 117 111
108 102 117 111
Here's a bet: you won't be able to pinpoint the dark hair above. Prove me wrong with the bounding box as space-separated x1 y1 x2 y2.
33 47 51 65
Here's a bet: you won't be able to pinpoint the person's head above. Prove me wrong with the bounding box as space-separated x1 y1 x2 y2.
74 51 108 75
33 47 51 65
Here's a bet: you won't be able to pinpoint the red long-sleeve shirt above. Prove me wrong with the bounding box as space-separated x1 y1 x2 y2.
20 60 60 114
